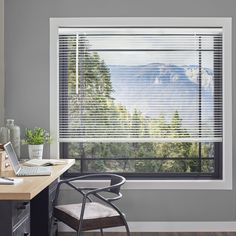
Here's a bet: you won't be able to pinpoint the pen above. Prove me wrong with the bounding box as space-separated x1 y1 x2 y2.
0 176 14 181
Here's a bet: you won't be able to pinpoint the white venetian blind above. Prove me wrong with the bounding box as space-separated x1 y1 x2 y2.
58 27 223 143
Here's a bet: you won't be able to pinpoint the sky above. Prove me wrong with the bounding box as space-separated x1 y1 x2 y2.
59 27 219 68
88 34 214 67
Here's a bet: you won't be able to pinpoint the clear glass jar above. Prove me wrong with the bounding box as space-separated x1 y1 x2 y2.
6 119 21 158
0 127 9 143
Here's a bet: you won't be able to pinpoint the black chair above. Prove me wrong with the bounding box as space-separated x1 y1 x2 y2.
51 174 130 236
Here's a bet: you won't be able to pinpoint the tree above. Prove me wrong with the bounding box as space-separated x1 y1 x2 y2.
67 36 115 172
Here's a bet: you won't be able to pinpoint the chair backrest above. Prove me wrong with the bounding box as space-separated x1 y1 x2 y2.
109 174 125 195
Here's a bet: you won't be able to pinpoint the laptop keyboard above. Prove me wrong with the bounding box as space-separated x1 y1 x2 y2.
18 166 51 176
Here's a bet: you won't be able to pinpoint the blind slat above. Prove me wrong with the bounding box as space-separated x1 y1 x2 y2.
58 27 223 142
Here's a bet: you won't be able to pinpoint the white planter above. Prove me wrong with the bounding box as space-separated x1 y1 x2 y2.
28 144 44 159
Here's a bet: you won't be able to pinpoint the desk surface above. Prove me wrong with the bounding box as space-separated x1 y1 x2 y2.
0 159 75 200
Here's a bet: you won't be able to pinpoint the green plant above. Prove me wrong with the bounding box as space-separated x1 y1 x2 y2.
23 127 52 145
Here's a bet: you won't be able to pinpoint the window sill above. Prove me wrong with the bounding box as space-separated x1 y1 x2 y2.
124 179 232 189
60 179 232 190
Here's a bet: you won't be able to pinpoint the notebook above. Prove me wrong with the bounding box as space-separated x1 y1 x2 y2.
24 159 66 167
3 142 52 176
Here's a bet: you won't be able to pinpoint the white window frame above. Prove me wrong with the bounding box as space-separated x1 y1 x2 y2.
50 17 232 190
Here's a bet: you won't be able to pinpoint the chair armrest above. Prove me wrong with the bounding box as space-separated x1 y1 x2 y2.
85 176 125 201
53 180 91 206
55 174 125 204
53 174 111 205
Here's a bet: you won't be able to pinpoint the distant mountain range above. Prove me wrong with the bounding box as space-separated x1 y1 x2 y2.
108 63 214 129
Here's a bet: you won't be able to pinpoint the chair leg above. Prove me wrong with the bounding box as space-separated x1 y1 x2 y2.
77 230 84 236
49 217 57 236
124 222 131 236
100 228 104 236
49 218 53 236
121 216 130 236
120 214 131 236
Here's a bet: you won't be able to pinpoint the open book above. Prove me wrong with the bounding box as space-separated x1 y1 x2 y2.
23 159 66 167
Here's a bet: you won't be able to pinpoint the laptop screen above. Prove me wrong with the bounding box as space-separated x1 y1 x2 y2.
4 142 21 173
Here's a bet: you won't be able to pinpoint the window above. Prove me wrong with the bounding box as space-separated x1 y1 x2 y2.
50 18 232 186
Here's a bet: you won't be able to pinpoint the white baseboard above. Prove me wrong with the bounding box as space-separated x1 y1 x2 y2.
59 221 236 232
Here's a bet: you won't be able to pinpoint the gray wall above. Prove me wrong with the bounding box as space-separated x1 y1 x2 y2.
0 0 4 127
4 0 236 221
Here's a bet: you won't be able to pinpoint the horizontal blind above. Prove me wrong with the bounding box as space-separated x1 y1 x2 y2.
58 27 223 142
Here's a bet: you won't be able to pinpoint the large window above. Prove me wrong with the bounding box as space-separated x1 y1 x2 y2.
50 18 232 183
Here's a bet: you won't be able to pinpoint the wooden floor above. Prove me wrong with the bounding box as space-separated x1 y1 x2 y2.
59 233 236 236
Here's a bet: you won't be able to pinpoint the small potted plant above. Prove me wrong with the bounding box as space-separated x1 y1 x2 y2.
23 127 52 159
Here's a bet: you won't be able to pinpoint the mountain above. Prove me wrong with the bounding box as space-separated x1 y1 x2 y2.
108 63 214 129
109 63 213 90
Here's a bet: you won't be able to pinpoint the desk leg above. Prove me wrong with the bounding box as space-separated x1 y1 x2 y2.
31 180 58 236
31 187 50 236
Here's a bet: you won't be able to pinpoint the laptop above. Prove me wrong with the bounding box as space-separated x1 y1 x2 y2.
4 142 52 176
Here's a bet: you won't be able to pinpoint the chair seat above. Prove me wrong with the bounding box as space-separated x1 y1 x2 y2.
54 202 125 231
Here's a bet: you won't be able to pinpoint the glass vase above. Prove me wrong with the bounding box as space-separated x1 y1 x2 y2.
6 119 21 158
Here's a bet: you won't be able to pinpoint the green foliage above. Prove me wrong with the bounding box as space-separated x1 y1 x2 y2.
23 127 52 145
